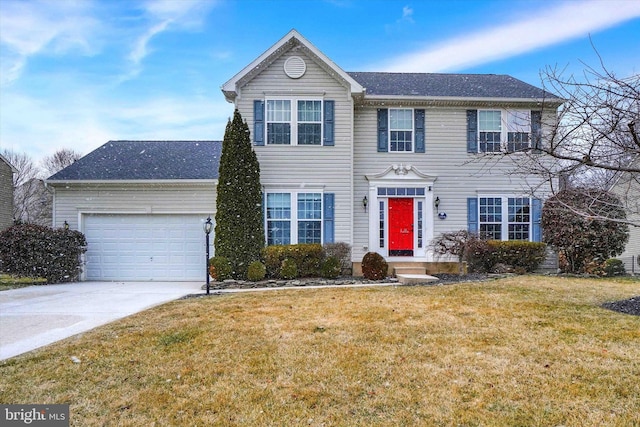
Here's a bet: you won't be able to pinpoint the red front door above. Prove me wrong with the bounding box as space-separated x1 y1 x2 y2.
388 198 414 256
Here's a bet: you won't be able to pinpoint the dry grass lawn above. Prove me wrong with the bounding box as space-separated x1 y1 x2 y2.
1 276 639 426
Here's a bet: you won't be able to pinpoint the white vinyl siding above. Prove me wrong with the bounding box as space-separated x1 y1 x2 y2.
49 183 216 231
237 50 352 247
353 106 555 261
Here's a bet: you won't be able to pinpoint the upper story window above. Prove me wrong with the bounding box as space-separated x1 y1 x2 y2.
377 108 425 153
256 98 332 146
468 109 535 154
297 100 322 145
479 111 502 153
266 100 292 145
389 108 414 152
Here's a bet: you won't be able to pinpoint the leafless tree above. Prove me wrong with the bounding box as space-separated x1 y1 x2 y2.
41 148 82 178
2 148 82 225
475 51 639 226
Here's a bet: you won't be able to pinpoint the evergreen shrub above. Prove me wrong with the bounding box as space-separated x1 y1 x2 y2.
247 261 267 282
262 244 325 278
214 109 264 279
320 256 341 279
209 256 232 281
323 242 352 275
0 223 87 283
361 252 388 280
604 259 626 277
280 258 298 280
487 241 547 272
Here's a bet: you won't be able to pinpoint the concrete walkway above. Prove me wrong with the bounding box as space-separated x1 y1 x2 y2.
0 281 203 361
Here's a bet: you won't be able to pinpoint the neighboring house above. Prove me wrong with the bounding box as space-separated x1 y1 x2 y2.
48 30 563 281
610 155 640 274
0 154 17 230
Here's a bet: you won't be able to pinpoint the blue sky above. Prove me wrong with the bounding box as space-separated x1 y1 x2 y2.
1 0 639 165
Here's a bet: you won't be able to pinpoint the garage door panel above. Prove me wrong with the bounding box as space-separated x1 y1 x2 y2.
84 214 207 281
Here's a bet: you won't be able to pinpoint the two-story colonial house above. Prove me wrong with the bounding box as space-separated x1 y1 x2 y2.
48 30 562 281
222 30 561 275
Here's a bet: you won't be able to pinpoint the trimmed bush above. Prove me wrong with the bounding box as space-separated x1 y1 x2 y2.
262 244 325 279
209 256 232 281
463 236 494 273
604 259 626 277
487 241 547 272
463 240 547 273
0 223 87 283
247 261 267 282
321 256 341 279
324 242 352 275
280 258 298 280
361 252 388 280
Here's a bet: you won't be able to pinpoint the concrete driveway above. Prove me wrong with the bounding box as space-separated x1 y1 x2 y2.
0 281 203 360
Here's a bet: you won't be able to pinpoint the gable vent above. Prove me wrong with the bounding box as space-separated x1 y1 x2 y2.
284 56 306 79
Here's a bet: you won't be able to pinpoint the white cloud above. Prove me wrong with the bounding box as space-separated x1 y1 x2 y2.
0 0 101 84
121 0 216 80
379 0 640 72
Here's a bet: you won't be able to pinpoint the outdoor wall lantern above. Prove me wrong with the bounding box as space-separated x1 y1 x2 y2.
203 216 213 295
63 221 69 230
362 195 368 212
434 197 440 212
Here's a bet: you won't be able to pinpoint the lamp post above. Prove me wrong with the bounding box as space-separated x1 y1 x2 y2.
203 216 213 295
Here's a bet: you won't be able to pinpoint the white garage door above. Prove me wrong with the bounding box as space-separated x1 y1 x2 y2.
84 214 207 281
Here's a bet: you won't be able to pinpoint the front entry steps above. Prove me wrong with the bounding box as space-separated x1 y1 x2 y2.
393 266 439 285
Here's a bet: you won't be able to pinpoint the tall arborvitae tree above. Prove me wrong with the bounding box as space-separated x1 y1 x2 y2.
214 109 264 278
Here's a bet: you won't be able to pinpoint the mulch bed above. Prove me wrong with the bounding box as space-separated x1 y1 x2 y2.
602 296 640 317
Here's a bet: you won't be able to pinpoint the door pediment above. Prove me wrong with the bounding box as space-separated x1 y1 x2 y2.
366 164 437 183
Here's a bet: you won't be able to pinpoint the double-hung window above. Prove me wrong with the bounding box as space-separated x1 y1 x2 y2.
479 111 502 153
389 108 413 152
266 191 323 245
297 101 322 145
266 100 291 145
475 110 532 153
265 99 323 145
478 196 532 241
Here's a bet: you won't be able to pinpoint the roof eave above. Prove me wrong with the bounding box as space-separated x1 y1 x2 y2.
46 179 218 186
359 94 564 107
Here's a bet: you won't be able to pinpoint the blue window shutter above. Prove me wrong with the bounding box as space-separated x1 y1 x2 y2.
323 193 335 243
467 110 478 153
532 198 542 242
377 109 388 152
415 109 425 153
323 100 334 146
531 110 542 153
254 100 265 146
467 197 478 233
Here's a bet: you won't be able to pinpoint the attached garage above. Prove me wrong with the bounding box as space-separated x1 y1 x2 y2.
84 214 206 281
46 141 221 282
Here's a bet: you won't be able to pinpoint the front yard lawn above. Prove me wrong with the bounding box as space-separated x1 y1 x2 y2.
1 276 639 426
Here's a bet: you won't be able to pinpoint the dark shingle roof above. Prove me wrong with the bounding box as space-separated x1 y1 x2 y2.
347 72 555 99
47 141 222 181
